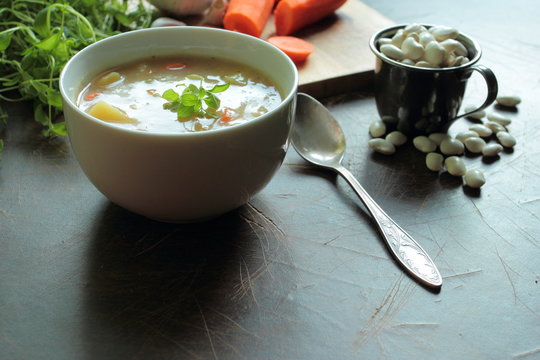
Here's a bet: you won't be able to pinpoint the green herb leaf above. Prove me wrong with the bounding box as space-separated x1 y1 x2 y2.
177 104 195 119
162 89 179 102
160 82 229 120
210 83 230 93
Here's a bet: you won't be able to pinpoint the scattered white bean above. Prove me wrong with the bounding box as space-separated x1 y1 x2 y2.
368 138 396 155
385 131 408 146
440 138 465 155
369 120 387 137
424 41 446 67
401 37 424 60
464 169 486 188
445 156 467 176
380 44 405 61
496 95 521 107
464 105 486 119
469 124 492 137
496 131 516 148
485 121 506 134
482 143 503 157
464 137 486 153
413 136 437 153
487 112 512 126
428 132 451 145
426 152 444 171
455 130 480 143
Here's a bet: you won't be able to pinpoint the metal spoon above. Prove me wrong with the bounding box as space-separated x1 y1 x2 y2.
292 93 442 289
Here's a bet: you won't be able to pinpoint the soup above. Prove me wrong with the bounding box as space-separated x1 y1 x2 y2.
77 55 283 133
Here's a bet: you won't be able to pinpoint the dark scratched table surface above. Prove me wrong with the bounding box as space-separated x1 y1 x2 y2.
1 1 539 359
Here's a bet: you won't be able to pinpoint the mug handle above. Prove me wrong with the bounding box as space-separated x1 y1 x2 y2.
454 65 498 120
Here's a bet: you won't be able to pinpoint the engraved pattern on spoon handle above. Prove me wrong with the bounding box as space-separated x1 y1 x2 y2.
336 166 442 288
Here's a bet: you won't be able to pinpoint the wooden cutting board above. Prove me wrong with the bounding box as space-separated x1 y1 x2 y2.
261 1 394 98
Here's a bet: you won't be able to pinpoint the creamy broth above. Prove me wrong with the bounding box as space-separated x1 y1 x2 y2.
77 55 283 133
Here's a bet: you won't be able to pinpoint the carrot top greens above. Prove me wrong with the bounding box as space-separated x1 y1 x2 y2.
0 0 156 156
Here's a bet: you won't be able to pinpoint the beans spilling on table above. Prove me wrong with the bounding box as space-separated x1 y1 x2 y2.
367 95 521 189
378 23 469 68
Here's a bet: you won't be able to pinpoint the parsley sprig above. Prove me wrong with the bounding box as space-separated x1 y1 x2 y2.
161 82 230 120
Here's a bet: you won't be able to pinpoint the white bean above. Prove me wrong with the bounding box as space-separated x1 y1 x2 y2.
496 131 516 147
380 44 405 61
401 58 416 66
419 31 435 46
429 25 459 41
413 136 437 153
440 138 465 155
485 121 506 134
464 169 486 188
428 132 451 145
482 143 503 157
496 95 521 107
385 131 408 146
455 130 480 143
424 41 446 67
464 137 486 153
469 124 492 137
445 156 467 176
440 39 468 57
369 120 387 137
403 23 427 35
464 105 486 119
378 38 392 46
415 60 435 68
401 37 424 60
368 138 396 155
426 152 444 171
391 29 406 47
487 112 512 126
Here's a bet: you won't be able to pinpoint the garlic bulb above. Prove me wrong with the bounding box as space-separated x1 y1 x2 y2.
201 0 229 26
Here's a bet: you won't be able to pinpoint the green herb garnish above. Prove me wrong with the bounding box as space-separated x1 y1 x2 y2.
0 0 156 155
161 82 230 120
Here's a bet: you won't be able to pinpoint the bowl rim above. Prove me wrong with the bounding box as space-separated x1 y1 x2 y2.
60 26 299 138
368 23 483 72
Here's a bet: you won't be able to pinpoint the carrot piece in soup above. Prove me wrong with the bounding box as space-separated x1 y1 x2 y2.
220 107 235 122
274 0 348 36
267 35 314 62
223 0 275 38
165 63 187 70
83 92 100 101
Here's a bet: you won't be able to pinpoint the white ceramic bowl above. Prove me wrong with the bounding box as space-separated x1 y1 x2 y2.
60 27 298 222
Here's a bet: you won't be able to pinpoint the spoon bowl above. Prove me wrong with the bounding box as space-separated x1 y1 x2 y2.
293 94 346 168
292 93 442 289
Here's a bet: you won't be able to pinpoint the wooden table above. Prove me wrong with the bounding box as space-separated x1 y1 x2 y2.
1 1 539 359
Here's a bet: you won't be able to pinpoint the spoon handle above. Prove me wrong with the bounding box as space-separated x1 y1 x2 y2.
336 165 442 288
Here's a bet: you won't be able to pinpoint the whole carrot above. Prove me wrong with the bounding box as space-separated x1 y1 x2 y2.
274 0 348 36
223 0 276 38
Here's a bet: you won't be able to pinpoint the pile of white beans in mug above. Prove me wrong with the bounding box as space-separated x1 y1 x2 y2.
368 24 520 189
378 23 469 68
